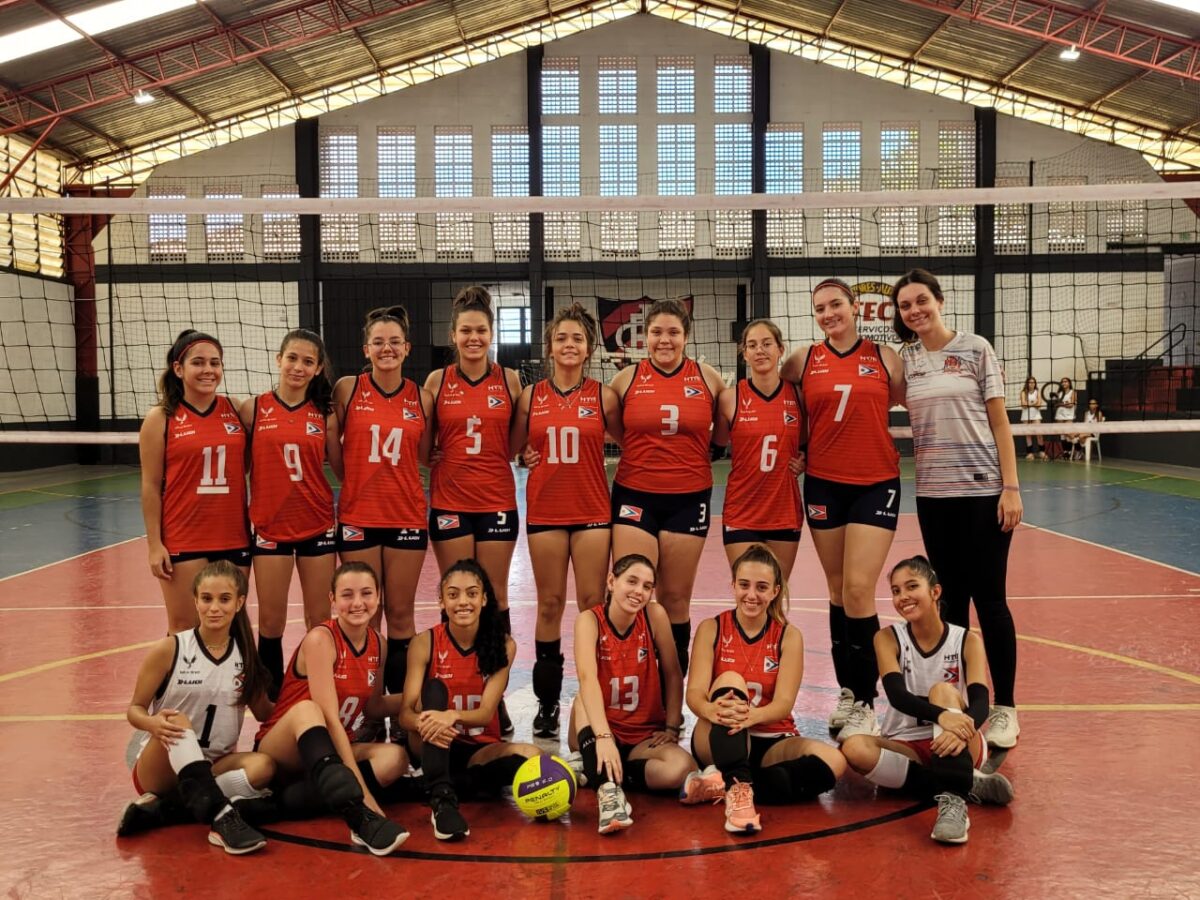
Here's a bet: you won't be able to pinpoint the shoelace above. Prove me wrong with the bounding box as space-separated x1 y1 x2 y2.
934 794 968 826
598 787 624 815
726 782 754 814
990 709 1011 730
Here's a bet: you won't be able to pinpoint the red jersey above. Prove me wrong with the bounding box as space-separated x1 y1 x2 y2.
161 396 249 554
801 339 899 484
256 620 382 743
431 365 516 512
590 606 666 745
712 609 794 736
426 623 502 746
248 392 335 543
615 359 714 493
723 380 804 531
526 378 610 526
338 374 427 529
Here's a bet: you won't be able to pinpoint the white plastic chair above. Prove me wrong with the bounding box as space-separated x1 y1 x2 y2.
1082 434 1101 463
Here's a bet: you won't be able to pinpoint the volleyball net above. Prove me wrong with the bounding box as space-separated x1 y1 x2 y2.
1 178 1198 456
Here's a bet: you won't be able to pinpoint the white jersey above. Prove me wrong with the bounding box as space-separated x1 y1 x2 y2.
150 629 248 761
879 622 968 742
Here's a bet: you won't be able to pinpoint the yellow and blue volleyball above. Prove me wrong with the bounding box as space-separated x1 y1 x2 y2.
512 753 577 821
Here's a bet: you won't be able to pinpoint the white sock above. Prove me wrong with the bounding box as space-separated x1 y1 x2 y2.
215 768 268 801
166 729 205 773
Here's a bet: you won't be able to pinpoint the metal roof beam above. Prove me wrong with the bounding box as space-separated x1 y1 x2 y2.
999 42 1047 84
909 6 960 62
1088 68 1151 109
0 0 437 135
822 0 850 38
893 0 1200 82
0 74 120 160
195 1 301 100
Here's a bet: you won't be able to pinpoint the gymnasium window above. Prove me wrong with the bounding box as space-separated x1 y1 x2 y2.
713 56 751 114
879 122 919 254
543 125 581 259
497 306 532 345
1048 175 1086 252
435 126 473 260
994 175 1028 254
658 123 696 256
657 56 694 115
822 122 861 255
937 120 975 253
319 126 359 261
598 57 637 115
378 126 417 261
491 126 529 259
262 185 300 260
1105 176 1146 248
204 187 244 262
599 124 638 256
765 124 803 256
0 134 63 277
714 123 752 255
542 57 580 116
148 184 187 263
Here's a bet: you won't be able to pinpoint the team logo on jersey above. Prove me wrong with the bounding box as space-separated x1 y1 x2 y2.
811 348 828 367
402 409 420 421
807 504 828 520
368 670 376 687
255 535 278 550
858 364 879 377
536 391 550 405
181 653 197 667
443 381 461 396
341 525 364 542
618 504 643 522
487 396 506 409
224 422 242 435
722 631 733 646
639 373 653 383
174 412 188 424
784 412 798 425
437 514 461 531
260 405 275 418
577 406 596 418
741 395 754 409
683 386 704 398
637 646 649 663
943 356 962 373
764 656 779 673
438 650 449 663
943 664 960 682
305 421 323 435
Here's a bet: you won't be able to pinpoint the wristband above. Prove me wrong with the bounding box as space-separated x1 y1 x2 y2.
1002 485 1020 492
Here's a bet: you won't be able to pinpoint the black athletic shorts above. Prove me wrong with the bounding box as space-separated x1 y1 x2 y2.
722 526 803 546
430 508 519 542
253 528 337 558
802 474 901 531
337 524 429 552
526 520 610 536
169 546 252 567
611 482 712 537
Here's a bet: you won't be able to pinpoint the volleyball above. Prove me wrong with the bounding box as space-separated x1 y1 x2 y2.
512 754 577 821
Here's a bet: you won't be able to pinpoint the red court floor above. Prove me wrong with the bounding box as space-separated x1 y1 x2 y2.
1 516 1198 898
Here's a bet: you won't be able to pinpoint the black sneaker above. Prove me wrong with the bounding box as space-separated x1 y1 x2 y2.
232 794 284 826
533 702 560 739
349 807 409 857
498 698 515 739
117 793 165 837
207 807 267 855
431 791 470 841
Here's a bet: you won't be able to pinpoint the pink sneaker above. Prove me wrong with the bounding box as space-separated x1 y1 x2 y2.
679 765 725 804
723 780 761 834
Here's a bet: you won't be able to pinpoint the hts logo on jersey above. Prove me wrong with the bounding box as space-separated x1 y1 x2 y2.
224 422 242 435
578 406 596 418
764 657 779 673
305 421 323 435
683 386 704 399
784 412 798 425
402 408 420 421
255 535 278 550
437 514 461 531
943 664 960 682
807 504 828 520
637 646 649 663
858 363 879 377
487 395 506 409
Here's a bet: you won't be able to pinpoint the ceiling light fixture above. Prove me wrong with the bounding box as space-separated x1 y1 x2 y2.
1060 44 1081 61
133 89 155 105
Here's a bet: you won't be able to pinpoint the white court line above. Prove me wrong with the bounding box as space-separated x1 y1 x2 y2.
1020 523 1200 579
0 535 142 584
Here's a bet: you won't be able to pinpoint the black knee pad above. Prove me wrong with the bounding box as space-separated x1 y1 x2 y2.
422 678 449 711
314 761 364 811
176 761 227 825
709 685 749 703
532 654 565 705
621 758 649 793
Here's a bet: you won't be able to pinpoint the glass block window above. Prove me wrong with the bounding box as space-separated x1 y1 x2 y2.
600 124 638 256
879 122 919 253
204 187 244 262
544 125 581 259
714 55 751 114
822 122 861 254
378 127 417 261
658 123 695 255
148 184 186 262
542 57 580 116
262 185 300 260
319 126 359 261
937 120 975 253
598 56 637 115
657 56 694 115
1048 175 1086 252
714 123 751 255
435 126 473 260
994 175 1028 254
765 124 803 255
491 126 529 259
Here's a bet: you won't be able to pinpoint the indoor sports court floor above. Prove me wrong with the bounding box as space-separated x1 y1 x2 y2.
1 457 1198 898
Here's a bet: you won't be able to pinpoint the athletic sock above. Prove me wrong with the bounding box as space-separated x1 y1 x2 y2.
176 760 230 825
756 756 838 804
214 767 268 801
297 725 364 813
828 604 849 689
622 758 649 793
385 636 411 695
578 725 600 788
846 614 881 705
902 749 974 799
467 754 527 797
420 679 453 795
670 621 692 678
257 635 284 701
707 687 752 788
533 640 565 708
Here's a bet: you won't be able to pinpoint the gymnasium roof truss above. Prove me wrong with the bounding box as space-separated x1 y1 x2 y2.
1 0 1198 184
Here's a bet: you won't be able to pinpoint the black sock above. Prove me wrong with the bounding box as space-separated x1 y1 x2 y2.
467 754 527 797
846 614 880 705
176 760 228 825
297 725 364 813
670 621 692 678
385 636 411 695
420 679 453 795
498 607 512 635
533 640 564 708
278 779 324 818
707 687 752 788
258 635 284 701
578 725 601 787
622 758 649 793
902 750 974 800
828 605 849 689
756 756 838 804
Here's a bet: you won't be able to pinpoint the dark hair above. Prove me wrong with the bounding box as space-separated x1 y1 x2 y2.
737 318 785 357
192 560 268 705
891 268 945 343
645 298 692 338
1059 376 1073 390
604 553 657 606
888 555 940 590
279 328 334 415
450 287 495 361
363 305 411 342
544 301 599 363
812 278 856 305
330 560 380 594
731 543 789 625
158 329 222 414
439 559 508 678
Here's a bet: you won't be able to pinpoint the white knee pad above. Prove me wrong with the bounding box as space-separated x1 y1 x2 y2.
865 748 910 789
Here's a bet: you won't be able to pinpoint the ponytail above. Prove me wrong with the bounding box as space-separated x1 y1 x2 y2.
158 329 222 414
731 543 789 625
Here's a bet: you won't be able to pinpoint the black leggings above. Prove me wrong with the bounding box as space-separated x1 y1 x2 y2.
915 494 1017 707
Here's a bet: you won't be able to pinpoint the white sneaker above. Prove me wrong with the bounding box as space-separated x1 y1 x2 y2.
836 701 880 742
596 782 633 834
562 750 587 788
930 793 970 844
986 705 1020 749
828 687 856 732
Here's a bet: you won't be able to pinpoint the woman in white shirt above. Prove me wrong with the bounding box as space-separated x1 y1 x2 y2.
1018 376 1046 460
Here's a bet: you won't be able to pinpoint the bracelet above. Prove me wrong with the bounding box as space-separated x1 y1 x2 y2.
665 724 683 734
1002 485 1021 492
594 733 614 741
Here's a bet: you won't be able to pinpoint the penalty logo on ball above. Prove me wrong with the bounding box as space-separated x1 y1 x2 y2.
512 754 577 821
